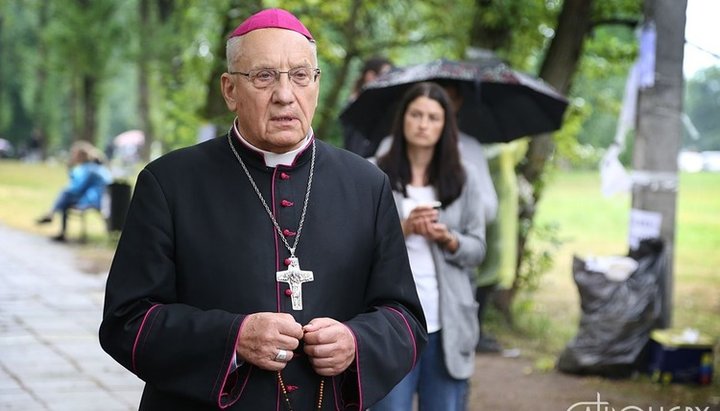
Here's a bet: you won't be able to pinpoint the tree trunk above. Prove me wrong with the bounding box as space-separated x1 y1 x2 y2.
7 87 33 147
513 0 594 292
69 76 78 145
34 1 50 158
138 0 153 161
520 0 593 185
201 0 257 124
81 74 98 144
156 0 174 21
469 0 516 51
631 0 687 328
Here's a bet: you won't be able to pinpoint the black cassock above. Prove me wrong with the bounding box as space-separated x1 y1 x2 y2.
99 133 427 410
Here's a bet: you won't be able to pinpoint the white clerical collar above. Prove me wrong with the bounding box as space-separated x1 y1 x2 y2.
233 121 313 168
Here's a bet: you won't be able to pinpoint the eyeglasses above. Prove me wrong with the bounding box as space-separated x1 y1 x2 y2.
229 67 321 88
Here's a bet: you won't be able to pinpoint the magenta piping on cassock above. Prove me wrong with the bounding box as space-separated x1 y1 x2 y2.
383 306 418 368
216 316 248 409
131 303 162 373
271 167 282 314
347 326 363 410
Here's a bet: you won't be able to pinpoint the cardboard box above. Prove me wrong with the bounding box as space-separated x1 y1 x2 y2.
647 329 715 384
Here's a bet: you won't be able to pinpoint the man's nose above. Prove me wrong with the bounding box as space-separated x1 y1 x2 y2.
272 75 295 104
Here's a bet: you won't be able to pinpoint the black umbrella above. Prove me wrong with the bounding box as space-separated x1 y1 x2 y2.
339 58 569 156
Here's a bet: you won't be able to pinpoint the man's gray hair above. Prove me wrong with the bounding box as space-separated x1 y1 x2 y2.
226 35 318 72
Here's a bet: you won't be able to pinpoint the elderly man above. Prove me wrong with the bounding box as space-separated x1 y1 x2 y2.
99 8 426 411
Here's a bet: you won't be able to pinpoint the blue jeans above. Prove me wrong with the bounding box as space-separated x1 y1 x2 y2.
52 190 80 212
52 191 81 235
372 331 468 411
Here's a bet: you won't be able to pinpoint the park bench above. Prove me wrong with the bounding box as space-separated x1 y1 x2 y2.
67 182 130 242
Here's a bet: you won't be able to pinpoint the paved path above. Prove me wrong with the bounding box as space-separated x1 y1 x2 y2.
3 224 717 411
0 224 143 410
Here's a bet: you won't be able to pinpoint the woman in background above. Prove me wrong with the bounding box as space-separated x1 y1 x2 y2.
373 82 487 411
36 140 112 241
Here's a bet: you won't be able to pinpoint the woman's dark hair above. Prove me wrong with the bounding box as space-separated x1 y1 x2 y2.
377 82 465 207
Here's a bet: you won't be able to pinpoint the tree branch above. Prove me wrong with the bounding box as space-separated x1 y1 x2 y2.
590 18 639 30
357 33 455 56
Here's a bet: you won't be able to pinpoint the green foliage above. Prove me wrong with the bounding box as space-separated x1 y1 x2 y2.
97 63 138 147
0 1 621 151
517 221 562 293
271 0 475 142
0 2 45 143
147 1 231 150
553 97 595 169
0 1 649 302
47 0 127 76
549 11 640 168
471 0 559 72
0 0 651 159
0 0 132 148
570 24 637 158
684 66 720 151
470 0 642 173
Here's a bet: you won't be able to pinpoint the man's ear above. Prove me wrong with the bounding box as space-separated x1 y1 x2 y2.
220 74 237 111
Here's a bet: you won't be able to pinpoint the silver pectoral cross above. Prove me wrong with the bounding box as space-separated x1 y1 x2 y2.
276 257 314 310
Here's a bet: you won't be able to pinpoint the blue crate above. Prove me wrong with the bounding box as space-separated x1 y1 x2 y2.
647 329 714 385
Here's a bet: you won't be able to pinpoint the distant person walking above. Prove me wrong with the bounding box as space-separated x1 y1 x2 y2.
343 56 394 157
25 128 44 162
36 140 112 242
348 56 394 102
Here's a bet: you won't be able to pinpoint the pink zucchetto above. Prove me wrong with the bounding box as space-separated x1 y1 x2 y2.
229 8 314 41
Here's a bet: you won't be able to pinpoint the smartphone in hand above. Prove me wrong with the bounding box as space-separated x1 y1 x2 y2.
426 201 442 210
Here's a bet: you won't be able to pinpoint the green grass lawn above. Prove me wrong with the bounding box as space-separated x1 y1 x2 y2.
527 170 719 344
1 160 718 400
488 168 720 403
0 160 114 242
1 160 717 337
0 160 121 271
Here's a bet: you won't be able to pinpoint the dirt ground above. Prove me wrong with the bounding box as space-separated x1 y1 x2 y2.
468 352 719 411
470 353 595 410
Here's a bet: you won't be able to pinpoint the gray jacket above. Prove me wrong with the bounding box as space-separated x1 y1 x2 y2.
391 166 487 379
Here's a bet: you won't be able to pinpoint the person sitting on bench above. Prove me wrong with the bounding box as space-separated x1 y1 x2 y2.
36 140 112 242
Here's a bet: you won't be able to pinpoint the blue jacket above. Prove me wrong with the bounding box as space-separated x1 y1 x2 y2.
66 162 112 209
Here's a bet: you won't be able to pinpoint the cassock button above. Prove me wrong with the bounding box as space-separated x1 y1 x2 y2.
280 172 291 180
284 258 292 266
285 289 293 296
280 199 294 207
283 229 296 237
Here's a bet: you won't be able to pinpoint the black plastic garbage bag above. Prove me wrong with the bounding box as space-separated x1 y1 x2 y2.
557 238 667 378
